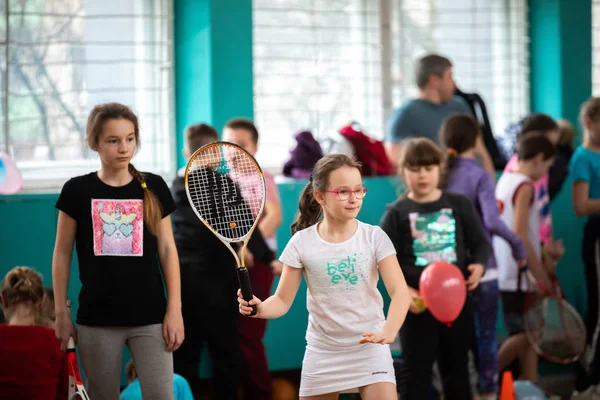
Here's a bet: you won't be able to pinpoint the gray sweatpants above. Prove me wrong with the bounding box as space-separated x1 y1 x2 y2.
77 323 174 400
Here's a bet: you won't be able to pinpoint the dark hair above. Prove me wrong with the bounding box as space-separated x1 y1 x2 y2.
225 118 259 145
439 114 481 186
415 54 453 89
291 154 362 234
1 267 44 320
86 103 162 236
516 133 557 161
186 123 218 153
519 113 558 137
398 138 444 173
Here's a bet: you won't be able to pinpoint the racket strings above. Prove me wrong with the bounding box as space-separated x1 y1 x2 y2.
525 296 587 362
187 144 265 241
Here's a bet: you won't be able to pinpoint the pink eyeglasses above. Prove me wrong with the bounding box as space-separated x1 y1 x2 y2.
324 187 368 201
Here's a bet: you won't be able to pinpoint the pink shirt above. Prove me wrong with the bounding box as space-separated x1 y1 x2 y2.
504 154 552 244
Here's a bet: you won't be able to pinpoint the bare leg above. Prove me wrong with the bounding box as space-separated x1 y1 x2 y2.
359 382 397 400
498 334 528 371
300 392 340 400
520 344 538 383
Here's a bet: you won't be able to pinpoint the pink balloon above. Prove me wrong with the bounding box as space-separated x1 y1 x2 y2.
419 261 466 324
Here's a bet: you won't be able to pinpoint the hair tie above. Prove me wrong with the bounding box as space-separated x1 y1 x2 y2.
447 148 458 156
308 174 313 183
141 182 147 190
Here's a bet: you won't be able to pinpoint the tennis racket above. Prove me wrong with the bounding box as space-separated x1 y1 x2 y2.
521 269 586 364
66 301 89 399
184 141 266 316
67 337 89 399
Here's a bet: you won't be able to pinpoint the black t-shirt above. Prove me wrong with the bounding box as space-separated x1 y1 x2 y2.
380 192 490 289
55 172 176 326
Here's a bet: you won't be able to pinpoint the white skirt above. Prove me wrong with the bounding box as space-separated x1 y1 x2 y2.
300 343 396 397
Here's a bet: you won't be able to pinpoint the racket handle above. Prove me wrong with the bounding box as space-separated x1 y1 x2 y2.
237 267 257 316
67 337 76 350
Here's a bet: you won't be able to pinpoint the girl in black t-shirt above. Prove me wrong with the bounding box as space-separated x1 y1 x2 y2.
52 103 184 399
380 138 490 400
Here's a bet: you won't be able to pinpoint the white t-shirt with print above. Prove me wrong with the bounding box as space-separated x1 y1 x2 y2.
279 220 397 350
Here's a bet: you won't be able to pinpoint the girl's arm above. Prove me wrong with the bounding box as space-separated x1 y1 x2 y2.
476 175 526 261
458 195 491 267
514 185 552 290
573 181 600 216
157 215 184 352
246 222 276 264
379 255 410 334
457 195 490 290
475 137 497 181
52 211 77 350
239 264 303 319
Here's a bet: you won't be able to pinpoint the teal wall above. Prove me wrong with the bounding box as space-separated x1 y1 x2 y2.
529 0 592 141
0 175 588 377
0 0 596 386
174 0 253 168
0 177 403 384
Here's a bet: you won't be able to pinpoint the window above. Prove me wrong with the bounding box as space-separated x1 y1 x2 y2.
253 0 529 170
391 0 529 135
253 0 383 169
0 0 174 191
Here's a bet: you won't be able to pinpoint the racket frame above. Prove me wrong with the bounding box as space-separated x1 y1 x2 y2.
66 301 90 400
521 269 587 364
184 141 266 315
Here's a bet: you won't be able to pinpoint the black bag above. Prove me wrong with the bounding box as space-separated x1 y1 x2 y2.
455 87 507 170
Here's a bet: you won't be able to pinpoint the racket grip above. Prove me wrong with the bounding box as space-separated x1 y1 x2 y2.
237 267 257 316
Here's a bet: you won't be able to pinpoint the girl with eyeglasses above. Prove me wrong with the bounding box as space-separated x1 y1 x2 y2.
238 154 411 400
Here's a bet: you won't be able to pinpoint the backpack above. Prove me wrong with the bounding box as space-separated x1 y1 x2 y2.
454 87 507 170
338 123 394 176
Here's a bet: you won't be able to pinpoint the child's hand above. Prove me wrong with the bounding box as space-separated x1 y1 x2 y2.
359 328 397 345
237 289 262 317
408 287 426 314
517 258 527 268
55 313 77 351
270 260 283 275
543 256 558 275
545 239 565 261
163 307 185 352
242 249 255 268
466 264 484 291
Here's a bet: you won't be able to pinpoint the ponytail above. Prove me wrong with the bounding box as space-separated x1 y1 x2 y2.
290 181 322 235
129 163 162 236
438 113 481 188
1 266 44 308
439 148 457 188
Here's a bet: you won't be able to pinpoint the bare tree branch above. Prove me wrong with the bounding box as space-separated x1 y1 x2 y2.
10 51 53 159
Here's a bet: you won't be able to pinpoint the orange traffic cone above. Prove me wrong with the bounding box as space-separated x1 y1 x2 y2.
499 371 516 400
